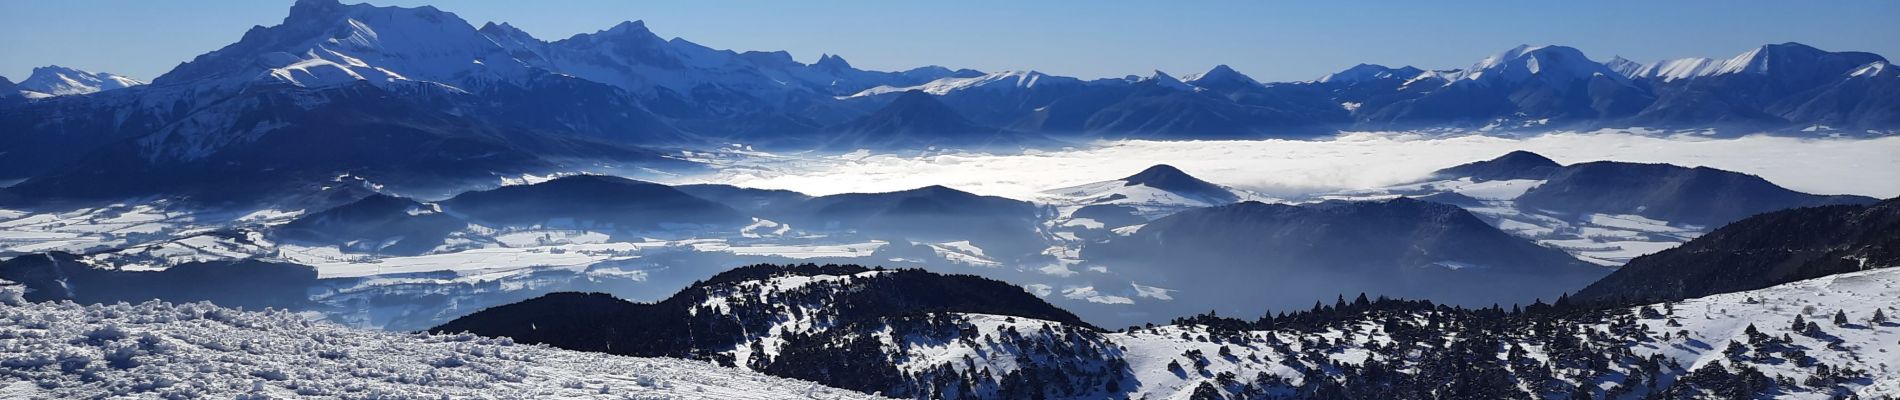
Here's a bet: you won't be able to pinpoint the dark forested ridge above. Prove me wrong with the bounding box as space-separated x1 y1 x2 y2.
1428 151 1878 228
1081 198 1608 312
431 264 1088 362
1575 197 1900 305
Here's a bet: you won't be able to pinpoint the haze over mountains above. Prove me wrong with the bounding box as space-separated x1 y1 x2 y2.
0 150 1876 331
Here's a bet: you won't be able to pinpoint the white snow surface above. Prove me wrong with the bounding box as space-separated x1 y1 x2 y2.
0 282 884 399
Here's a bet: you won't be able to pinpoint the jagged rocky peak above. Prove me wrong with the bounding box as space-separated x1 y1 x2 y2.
814 53 853 70
597 20 659 38
476 21 536 41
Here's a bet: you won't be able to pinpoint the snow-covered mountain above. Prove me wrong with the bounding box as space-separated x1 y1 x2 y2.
1349 45 1654 129
1313 63 1424 84
14 65 144 96
1181 64 1264 93
156 0 541 90
0 280 884 399
1620 42 1894 129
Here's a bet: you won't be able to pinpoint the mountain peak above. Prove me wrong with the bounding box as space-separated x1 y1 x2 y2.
1604 56 1645 77
17 65 145 96
1432 150 1563 181
287 0 346 18
607 20 649 34
1183 64 1261 90
814 53 852 70
1120 164 1234 200
158 0 530 88
1137 70 1192 90
1491 150 1559 166
1317 63 1424 84
1458 44 1621 85
1122 164 1189 182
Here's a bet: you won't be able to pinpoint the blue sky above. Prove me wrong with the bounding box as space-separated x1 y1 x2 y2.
3 0 1896 82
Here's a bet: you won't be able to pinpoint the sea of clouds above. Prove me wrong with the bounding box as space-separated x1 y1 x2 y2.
683 131 1900 200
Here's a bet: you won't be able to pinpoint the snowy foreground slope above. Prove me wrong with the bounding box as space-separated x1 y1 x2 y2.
0 283 882 399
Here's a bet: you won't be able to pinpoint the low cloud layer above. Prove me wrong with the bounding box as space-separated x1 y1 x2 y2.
682 132 1900 200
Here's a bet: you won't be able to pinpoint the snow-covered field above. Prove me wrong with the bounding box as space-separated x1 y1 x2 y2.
0 283 883 399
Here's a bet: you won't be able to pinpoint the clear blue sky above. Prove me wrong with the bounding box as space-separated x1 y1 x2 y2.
3 0 1896 83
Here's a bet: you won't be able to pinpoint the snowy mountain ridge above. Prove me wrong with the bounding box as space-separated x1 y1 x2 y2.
1452 44 1629 86
1614 42 1889 82
15 65 145 96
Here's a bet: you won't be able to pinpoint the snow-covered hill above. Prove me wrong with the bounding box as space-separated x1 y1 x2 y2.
433 261 1900 399
0 281 883 399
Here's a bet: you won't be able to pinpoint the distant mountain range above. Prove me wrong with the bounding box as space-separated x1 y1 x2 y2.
2 0 1894 205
